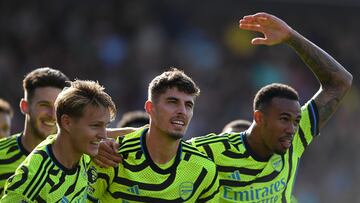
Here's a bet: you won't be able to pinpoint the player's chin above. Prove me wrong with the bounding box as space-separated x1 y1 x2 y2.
275 148 287 155
169 131 184 140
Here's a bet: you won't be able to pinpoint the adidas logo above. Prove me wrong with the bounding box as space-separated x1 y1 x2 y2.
228 170 241 181
127 185 140 195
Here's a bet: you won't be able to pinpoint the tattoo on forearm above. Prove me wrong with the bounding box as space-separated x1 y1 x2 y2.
287 32 346 85
319 98 340 126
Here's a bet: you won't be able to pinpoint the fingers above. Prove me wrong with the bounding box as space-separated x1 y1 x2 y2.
240 15 268 24
110 141 120 154
92 157 111 168
97 145 122 162
239 16 269 35
92 139 122 168
239 23 262 33
251 38 269 45
93 151 122 168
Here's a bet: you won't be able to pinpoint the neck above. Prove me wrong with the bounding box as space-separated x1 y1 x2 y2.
146 127 180 164
52 131 82 169
246 124 273 160
21 120 44 152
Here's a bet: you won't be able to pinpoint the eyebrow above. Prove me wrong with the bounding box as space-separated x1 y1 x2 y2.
280 112 301 119
166 96 179 101
36 100 52 105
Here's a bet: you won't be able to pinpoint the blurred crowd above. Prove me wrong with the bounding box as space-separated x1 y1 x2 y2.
0 0 358 202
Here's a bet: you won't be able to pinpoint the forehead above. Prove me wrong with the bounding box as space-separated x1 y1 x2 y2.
79 104 110 122
159 87 195 102
268 97 301 116
31 87 62 103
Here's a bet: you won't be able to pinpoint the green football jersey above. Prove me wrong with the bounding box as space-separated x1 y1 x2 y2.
88 127 220 202
189 100 319 203
0 133 29 195
1 135 89 203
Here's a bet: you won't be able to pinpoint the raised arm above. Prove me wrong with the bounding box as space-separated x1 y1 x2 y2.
239 12 353 129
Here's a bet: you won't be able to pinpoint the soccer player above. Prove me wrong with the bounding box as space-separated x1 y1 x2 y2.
96 12 352 203
0 98 13 139
1 80 116 202
87 68 220 202
190 12 352 202
0 67 68 195
116 110 149 128
222 119 251 133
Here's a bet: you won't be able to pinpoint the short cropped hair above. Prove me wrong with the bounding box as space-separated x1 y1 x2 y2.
23 67 69 101
254 83 299 111
148 68 200 102
0 99 13 117
55 80 116 127
222 119 251 133
117 110 149 128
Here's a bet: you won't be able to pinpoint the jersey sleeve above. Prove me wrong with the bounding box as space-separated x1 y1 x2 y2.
87 161 115 202
1 190 33 203
1 163 34 203
198 161 220 203
292 100 319 157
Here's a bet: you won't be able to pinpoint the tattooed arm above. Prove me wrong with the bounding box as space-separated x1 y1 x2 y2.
239 12 353 129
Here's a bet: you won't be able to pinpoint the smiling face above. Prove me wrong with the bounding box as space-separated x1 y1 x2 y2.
259 97 301 155
68 104 110 157
23 87 62 140
147 87 195 140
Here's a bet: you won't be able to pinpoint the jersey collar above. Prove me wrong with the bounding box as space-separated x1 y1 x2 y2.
140 128 182 174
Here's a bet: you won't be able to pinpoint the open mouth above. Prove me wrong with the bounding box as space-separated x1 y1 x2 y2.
171 119 185 127
90 141 100 146
279 137 292 149
42 120 56 127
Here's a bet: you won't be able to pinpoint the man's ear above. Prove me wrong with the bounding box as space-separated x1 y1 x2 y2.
254 110 263 124
20 99 29 115
144 100 153 114
60 114 72 132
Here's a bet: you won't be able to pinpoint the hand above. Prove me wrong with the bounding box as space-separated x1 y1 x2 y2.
106 127 138 139
239 12 293 46
92 138 122 168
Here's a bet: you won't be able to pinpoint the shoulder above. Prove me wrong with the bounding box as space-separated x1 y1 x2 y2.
181 141 216 169
300 100 319 136
35 134 57 149
188 133 228 146
0 133 19 143
182 141 209 159
20 144 51 174
118 128 145 154
188 132 238 149
0 134 20 155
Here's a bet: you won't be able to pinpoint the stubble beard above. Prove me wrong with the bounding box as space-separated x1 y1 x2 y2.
29 117 53 140
168 131 184 140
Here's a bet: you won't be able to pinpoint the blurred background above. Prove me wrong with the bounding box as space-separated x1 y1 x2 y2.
0 0 358 202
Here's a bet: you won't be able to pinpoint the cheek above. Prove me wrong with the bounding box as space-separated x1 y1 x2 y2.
187 110 193 118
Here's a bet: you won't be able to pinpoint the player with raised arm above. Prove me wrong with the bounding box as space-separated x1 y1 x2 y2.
190 12 352 202
92 12 352 203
